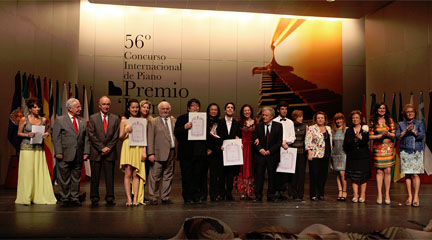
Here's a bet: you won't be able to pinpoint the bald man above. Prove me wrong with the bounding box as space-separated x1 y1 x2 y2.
88 96 120 207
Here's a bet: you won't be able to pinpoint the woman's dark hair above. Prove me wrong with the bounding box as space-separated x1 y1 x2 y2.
187 98 201 111
124 99 140 119
239 104 254 126
370 102 392 126
26 97 41 109
206 103 220 119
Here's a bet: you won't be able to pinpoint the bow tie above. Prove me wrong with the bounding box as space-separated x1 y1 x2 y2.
280 118 287 121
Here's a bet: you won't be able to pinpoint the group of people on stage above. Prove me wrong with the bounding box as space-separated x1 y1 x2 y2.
15 96 426 208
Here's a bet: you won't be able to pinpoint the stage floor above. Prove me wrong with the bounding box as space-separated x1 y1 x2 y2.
1 167 431 239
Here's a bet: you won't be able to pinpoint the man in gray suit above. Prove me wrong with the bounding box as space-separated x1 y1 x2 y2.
53 98 90 207
147 101 176 205
88 96 120 207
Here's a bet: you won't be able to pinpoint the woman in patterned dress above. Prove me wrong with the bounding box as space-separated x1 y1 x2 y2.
235 104 255 200
396 104 425 207
369 103 395 205
331 113 347 201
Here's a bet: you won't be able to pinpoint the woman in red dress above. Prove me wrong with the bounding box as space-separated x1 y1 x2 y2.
234 104 255 200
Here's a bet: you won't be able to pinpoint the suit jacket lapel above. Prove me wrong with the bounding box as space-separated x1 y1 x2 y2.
65 115 79 136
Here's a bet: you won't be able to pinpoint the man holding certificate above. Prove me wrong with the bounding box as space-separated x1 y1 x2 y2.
252 107 283 202
217 102 242 201
52 98 90 207
273 101 296 201
174 98 207 204
147 101 176 205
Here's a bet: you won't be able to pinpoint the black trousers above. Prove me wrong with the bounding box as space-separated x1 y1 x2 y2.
254 155 278 199
208 152 224 199
289 152 307 199
199 157 209 200
309 156 329 198
223 165 238 198
179 155 204 201
57 158 82 203
275 172 290 195
90 160 115 202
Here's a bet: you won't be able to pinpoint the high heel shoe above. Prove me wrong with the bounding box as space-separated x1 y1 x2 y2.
385 199 391 205
412 201 420 207
337 190 343 201
352 197 358 203
359 198 365 203
376 199 382 205
405 199 412 206
340 191 347 201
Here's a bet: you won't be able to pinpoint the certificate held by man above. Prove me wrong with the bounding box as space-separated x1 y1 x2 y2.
277 147 297 173
223 139 243 166
129 117 147 146
188 112 207 140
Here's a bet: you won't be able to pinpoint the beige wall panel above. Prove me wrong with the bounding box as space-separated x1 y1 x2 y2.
79 4 96 55
209 60 237 107
210 16 237 61
180 59 210 113
236 61 262 114
237 15 266 62
94 10 124 57
153 12 181 58
181 14 210 60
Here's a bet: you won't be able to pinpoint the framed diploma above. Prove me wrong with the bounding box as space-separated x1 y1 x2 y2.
188 112 207 140
223 139 243 166
129 117 147 146
277 147 297 173
30 125 45 144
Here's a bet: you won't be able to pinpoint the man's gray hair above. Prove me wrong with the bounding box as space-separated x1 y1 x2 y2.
66 98 79 110
262 106 275 117
158 101 171 111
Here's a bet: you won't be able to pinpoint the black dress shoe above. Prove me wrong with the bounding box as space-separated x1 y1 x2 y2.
194 198 203 204
267 197 278 203
318 196 325 201
61 201 70 208
278 195 288 201
149 200 158 205
215 196 223 202
184 200 195 205
226 195 235 201
91 200 99 207
70 201 82 207
253 198 263 203
161 199 173 205
106 200 116 206
310 196 318 201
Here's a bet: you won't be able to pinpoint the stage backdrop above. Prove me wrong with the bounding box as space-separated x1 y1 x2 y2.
79 1 360 117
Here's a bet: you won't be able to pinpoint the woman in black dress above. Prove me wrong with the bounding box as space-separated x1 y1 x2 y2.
343 110 370 203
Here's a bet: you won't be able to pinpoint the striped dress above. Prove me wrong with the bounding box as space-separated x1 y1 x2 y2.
369 120 395 168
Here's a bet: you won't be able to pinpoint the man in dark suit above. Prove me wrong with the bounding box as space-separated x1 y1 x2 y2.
52 98 90 207
217 102 242 200
174 98 207 204
253 107 283 202
88 96 120 206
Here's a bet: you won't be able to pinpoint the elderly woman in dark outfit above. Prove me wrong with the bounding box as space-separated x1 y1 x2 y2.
396 104 425 207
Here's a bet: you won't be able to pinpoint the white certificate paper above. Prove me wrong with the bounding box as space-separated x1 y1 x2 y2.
30 125 45 145
188 112 207 140
277 147 297 173
129 117 147 146
223 139 243 166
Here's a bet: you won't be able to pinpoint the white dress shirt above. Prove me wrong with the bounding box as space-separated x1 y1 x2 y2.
273 116 295 144
225 116 232 135
68 112 79 131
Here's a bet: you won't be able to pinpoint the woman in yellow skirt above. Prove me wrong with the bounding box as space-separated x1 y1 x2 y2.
15 98 57 205
119 99 146 206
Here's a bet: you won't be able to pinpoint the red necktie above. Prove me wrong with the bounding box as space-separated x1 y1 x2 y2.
72 116 79 134
103 114 107 134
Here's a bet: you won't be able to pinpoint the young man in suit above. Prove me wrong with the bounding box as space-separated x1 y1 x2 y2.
217 102 242 201
174 98 207 204
88 96 120 207
273 101 296 200
147 101 176 205
52 98 90 207
252 107 283 202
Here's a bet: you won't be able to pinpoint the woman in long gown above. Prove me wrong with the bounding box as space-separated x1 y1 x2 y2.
396 104 425 207
369 103 395 205
331 113 347 201
235 104 255 200
289 110 307 201
119 99 146 206
15 98 57 205
140 100 152 203
344 110 370 203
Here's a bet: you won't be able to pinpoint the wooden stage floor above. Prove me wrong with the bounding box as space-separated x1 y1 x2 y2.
1 169 431 239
